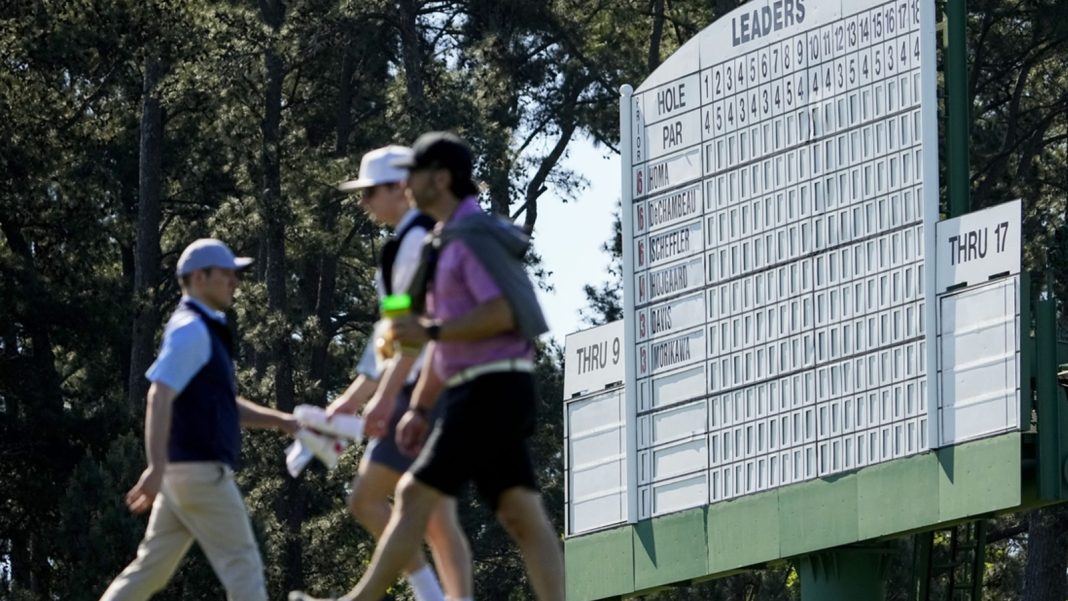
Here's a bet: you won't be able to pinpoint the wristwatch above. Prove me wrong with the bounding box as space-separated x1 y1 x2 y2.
425 322 441 341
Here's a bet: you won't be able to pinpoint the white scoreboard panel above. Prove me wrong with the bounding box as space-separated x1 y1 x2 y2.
565 387 628 536
935 200 1022 446
563 322 629 536
621 0 939 520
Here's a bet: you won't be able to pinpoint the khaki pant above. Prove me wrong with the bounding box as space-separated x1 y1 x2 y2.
100 462 267 601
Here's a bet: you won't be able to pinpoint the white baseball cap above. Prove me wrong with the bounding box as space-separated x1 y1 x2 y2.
337 145 414 192
176 239 254 276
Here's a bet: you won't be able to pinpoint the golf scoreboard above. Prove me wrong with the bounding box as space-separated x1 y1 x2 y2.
619 0 942 523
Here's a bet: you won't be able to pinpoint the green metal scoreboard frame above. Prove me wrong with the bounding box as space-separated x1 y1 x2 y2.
561 0 1068 598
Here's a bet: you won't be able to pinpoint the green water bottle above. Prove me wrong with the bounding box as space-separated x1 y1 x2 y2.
376 294 414 359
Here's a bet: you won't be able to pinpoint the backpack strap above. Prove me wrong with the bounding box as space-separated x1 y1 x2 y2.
380 213 436 295
406 232 442 316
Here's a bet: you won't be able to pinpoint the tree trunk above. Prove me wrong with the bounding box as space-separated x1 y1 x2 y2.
648 0 665 72
0 221 64 597
28 533 50 599
488 167 511 215
306 213 338 402
260 13 289 411
128 55 165 414
259 0 304 593
9 531 29 594
1022 504 1068 601
305 51 355 400
335 32 356 156
520 121 576 232
396 0 425 121
0 223 62 420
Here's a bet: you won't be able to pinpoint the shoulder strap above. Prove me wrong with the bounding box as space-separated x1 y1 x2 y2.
406 232 445 315
380 213 436 295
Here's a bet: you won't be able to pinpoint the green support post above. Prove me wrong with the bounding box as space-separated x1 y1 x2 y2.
946 0 970 217
1036 279 1068 500
970 522 987 601
798 546 894 601
911 531 933 601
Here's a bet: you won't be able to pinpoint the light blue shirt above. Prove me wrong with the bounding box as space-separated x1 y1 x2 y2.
145 296 227 393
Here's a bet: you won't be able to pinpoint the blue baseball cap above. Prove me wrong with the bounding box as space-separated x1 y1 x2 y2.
176 239 254 277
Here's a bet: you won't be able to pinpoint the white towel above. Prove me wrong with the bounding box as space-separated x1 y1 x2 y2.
285 439 315 478
286 405 365 477
294 404 365 440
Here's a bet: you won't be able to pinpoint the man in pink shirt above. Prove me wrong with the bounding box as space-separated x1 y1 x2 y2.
290 132 563 601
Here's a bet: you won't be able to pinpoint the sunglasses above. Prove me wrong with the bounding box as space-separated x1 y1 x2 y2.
360 185 383 202
360 182 404 202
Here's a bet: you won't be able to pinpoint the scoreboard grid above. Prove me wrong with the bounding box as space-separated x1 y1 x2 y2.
627 0 933 521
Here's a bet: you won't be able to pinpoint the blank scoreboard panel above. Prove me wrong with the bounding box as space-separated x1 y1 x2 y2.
625 0 935 520
565 387 628 536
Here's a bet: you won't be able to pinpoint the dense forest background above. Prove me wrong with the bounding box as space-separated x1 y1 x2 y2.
2 1 1067 600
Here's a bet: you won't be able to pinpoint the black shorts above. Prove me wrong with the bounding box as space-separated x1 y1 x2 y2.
365 382 444 473
411 371 539 510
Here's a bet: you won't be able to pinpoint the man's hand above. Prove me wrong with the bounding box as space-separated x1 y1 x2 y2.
396 409 430 457
325 374 378 419
362 392 393 439
390 315 430 347
125 466 164 514
325 395 358 418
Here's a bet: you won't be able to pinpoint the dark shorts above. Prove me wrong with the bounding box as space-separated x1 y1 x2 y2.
411 371 539 511
365 382 444 473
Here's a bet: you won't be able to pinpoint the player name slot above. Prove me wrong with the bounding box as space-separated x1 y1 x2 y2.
645 329 706 374
650 305 672 334
637 255 706 307
649 186 700 228
652 338 691 370
639 293 706 341
650 264 689 298
633 147 703 199
643 364 707 410
646 221 702 266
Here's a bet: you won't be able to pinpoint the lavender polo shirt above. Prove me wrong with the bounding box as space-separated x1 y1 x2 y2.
428 197 534 381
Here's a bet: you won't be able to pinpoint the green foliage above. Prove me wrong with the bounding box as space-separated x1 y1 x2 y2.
581 208 624 325
52 435 145 600
3 0 630 597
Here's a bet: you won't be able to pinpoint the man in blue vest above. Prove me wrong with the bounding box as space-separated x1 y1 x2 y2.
101 238 297 601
